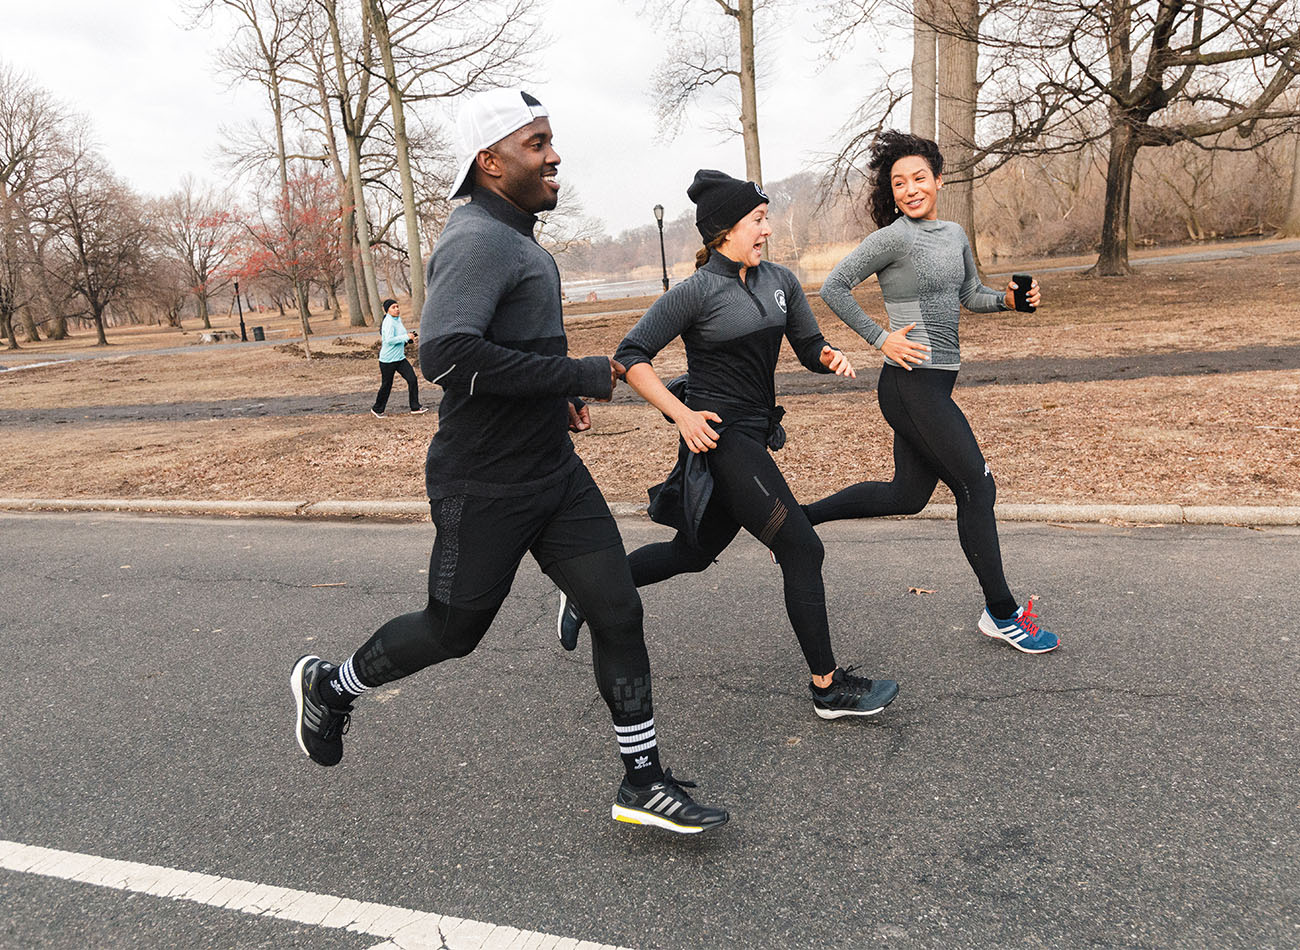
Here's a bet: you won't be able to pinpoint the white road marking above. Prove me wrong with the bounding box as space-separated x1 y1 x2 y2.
0 839 632 950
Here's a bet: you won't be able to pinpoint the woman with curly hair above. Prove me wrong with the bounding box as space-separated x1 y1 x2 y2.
804 130 1060 654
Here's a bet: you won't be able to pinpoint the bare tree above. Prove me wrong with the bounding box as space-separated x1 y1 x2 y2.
361 0 539 313
40 140 149 346
195 0 319 332
0 63 68 345
156 177 242 329
643 0 769 184
983 0 1300 275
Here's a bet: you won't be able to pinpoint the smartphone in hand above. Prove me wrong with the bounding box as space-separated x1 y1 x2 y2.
1012 273 1036 313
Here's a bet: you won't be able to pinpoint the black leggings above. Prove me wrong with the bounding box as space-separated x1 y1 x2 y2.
628 430 837 676
805 364 1016 617
348 469 654 728
373 358 420 412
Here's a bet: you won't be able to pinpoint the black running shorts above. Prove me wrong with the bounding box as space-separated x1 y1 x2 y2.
427 462 624 610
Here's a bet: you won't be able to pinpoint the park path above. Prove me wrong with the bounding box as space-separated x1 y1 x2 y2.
3 341 1298 427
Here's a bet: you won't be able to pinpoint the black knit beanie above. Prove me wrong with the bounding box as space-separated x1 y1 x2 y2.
381 298 398 313
688 169 769 241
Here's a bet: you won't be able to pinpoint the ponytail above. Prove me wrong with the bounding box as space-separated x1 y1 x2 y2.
694 232 727 270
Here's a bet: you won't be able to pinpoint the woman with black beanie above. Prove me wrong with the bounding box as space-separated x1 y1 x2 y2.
558 169 899 720
805 130 1059 655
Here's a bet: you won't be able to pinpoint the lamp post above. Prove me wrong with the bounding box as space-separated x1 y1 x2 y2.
235 279 248 342
653 203 669 293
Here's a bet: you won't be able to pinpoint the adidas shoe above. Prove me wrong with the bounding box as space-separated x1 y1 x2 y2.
611 769 729 834
557 590 585 652
978 598 1059 654
810 666 898 720
410 405 429 415
290 655 352 766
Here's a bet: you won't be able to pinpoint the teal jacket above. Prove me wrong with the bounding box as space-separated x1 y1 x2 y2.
379 314 410 363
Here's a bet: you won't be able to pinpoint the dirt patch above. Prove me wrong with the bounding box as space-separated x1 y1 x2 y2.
1 250 1298 509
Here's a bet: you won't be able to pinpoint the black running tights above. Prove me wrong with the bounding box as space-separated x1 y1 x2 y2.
349 545 654 726
804 364 1016 616
628 430 837 676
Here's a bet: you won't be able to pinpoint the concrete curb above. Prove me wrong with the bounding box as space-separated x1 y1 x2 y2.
2 497 1298 525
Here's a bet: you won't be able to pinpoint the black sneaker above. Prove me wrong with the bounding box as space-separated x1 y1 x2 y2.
612 769 729 834
810 666 898 720
557 590 585 652
290 655 352 766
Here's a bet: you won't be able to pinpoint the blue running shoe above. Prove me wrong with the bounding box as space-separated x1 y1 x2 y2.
978 598 1059 654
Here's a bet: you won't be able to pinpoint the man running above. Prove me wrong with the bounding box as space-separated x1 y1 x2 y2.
291 88 728 834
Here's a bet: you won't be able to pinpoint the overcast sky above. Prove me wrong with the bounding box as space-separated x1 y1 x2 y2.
2 0 904 236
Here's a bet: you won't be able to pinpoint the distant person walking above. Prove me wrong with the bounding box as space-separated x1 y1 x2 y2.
371 298 427 417
805 130 1059 655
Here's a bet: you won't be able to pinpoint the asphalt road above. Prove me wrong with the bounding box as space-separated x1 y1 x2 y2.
2 512 1298 948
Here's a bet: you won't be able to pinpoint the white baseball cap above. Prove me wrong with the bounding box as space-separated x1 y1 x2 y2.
448 88 550 200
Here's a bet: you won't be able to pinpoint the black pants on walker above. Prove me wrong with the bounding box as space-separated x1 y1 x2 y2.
627 429 837 676
346 462 656 734
805 364 1016 616
373 358 420 413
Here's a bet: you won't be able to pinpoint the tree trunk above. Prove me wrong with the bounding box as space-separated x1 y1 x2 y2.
15 300 40 342
1 307 17 349
294 282 313 336
365 0 426 314
197 292 211 329
936 0 980 268
911 0 937 139
1280 132 1300 238
1089 121 1139 276
329 286 342 321
323 0 386 322
342 207 367 325
736 0 763 185
92 308 107 345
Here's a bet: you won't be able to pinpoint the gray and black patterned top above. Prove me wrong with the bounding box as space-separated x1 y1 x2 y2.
616 251 833 439
418 188 612 498
819 214 1006 370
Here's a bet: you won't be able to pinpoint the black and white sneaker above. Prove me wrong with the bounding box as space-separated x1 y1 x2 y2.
557 590 585 652
612 770 729 834
810 666 898 720
290 654 352 766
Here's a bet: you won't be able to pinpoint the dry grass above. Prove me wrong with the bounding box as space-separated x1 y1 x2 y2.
2 248 1298 508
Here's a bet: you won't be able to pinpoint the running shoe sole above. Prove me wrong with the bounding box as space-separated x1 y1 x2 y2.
557 591 580 652
290 654 316 758
610 804 728 834
812 682 899 720
977 615 1059 653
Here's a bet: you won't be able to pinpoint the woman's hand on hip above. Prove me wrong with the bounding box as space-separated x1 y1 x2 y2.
819 344 856 378
881 323 930 370
676 408 722 453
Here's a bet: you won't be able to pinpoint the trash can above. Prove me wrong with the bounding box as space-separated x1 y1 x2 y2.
252 326 265 341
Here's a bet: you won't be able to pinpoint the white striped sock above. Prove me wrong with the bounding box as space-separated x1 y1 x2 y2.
337 656 370 696
616 718 656 754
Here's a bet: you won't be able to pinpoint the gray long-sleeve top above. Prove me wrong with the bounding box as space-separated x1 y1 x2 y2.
418 188 612 499
818 214 1006 370
616 251 833 439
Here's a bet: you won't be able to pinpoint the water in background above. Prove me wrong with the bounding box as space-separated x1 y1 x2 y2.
561 276 674 302
562 261 825 303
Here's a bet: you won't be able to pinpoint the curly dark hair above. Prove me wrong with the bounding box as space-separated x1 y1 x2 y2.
867 130 945 229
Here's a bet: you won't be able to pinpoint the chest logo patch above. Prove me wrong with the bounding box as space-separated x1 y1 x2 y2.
774 289 787 313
